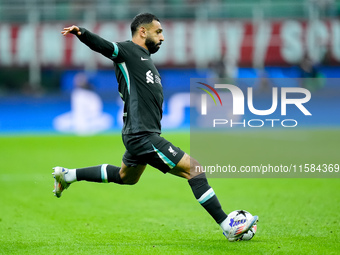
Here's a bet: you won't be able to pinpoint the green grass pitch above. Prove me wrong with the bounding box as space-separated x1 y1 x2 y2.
0 130 339 254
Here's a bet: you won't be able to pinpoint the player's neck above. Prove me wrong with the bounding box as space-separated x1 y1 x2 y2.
132 37 148 51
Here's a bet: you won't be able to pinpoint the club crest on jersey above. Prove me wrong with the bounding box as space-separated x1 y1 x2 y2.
146 70 154 84
146 70 161 85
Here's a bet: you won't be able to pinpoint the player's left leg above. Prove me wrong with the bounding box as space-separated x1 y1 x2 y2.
52 164 124 197
62 162 146 184
53 159 146 197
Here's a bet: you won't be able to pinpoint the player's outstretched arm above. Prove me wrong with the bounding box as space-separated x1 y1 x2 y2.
61 25 115 59
61 25 81 36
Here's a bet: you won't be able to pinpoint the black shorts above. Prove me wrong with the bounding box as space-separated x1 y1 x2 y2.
122 132 185 173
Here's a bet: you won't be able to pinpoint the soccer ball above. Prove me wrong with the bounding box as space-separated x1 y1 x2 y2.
226 210 257 241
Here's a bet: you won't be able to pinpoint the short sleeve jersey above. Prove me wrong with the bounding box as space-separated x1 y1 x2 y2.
111 41 163 135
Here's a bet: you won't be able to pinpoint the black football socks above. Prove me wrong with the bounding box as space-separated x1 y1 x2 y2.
188 173 228 224
74 164 124 184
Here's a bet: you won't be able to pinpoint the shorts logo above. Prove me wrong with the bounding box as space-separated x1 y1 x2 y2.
146 70 154 84
168 146 178 157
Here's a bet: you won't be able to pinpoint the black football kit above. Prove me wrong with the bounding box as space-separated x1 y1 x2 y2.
76 28 184 172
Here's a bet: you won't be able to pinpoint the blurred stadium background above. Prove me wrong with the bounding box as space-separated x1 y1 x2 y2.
0 0 339 133
1 2 340 254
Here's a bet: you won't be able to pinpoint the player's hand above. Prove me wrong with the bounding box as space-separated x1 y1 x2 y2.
61 25 81 36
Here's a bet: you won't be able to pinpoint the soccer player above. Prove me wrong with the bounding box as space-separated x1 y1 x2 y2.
54 13 258 241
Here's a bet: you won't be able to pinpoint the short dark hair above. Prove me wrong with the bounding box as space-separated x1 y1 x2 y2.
130 13 160 36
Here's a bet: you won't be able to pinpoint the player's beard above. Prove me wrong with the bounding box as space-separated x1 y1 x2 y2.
145 36 161 54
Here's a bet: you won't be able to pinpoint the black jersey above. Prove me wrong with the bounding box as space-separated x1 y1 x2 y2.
76 28 163 134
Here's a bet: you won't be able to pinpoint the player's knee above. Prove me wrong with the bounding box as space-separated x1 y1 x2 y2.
189 157 204 176
190 157 200 170
181 155 203 178
170 154 205 179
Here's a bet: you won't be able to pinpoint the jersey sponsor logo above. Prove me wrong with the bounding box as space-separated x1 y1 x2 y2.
155 75 161 85
168 146 178 157
146 70 154 84
141 57 149 61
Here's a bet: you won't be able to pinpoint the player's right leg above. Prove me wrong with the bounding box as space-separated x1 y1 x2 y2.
52 161 146 198
171 154 258 241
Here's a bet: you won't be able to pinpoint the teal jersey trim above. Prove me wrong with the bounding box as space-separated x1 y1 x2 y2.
112 42 119 57
117 62 130 94
152 145 176 169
